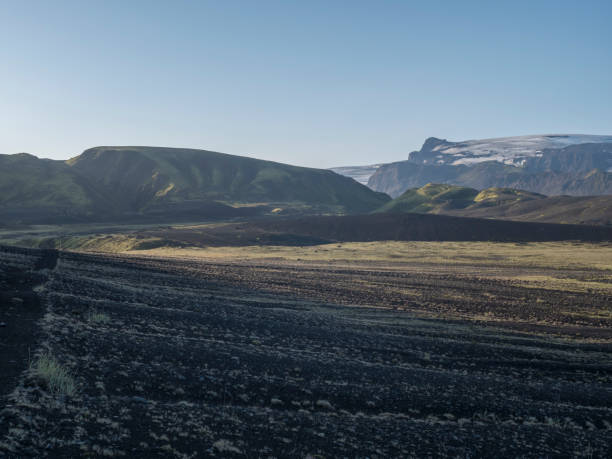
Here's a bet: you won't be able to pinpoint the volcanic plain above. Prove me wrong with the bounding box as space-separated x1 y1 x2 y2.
1 241 611 457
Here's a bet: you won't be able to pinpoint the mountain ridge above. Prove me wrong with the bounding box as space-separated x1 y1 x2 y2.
407 134 612 167
367 137 612 197
332 134 612 196
0 146 390 223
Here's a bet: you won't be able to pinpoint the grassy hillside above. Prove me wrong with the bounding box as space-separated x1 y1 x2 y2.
377 183 480 213
379 183 612 226
0 147 390 223
68 146 390 213
457 194 612 226
0 154 91 208
378 183 543 213
0 153 115 223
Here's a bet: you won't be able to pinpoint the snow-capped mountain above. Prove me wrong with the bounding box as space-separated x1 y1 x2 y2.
411 134 612 168
372 139 612 197
332 135 612 189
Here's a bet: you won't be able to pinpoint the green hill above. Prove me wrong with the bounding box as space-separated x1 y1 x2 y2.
0 154 89 208
377 183 480 213
379 183 612 226
0 153 113 222
68 146 389 213
0 147 390 224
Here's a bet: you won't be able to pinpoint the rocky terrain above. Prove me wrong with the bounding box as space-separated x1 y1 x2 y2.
367 139 612 198
1 245 611 457
406 135 612 168
333 135 612 197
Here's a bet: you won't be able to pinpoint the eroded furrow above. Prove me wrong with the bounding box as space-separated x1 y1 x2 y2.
0 250 610 457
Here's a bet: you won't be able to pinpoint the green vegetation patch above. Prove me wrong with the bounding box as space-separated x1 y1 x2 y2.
87 310 111 324
30 352 76 396
474 187 544 203
378 183 478 213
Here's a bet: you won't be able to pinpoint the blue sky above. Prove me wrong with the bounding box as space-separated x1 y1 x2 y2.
0 0 610 168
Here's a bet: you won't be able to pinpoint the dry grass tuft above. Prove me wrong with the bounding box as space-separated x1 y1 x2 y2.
30 352 76 396
87 310 110 324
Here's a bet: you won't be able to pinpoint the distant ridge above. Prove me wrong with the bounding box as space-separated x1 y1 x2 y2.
379 183 612 226
332 135 612 197
405 134 612 167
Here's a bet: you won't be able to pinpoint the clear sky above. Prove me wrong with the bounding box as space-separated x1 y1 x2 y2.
1 0 611 168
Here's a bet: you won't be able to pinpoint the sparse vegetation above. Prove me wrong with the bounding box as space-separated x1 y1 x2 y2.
379 183 612 226
86 310 110 324
1 241 611 457
136 240 612 271
30 352 75 396
0 146 391 225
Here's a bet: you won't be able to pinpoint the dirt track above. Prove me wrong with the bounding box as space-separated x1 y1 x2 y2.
0 248 611 457
0 248 57 406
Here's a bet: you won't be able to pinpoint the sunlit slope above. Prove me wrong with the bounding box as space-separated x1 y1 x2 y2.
377 183 481 213
379 183 612 225
67 146 390 213
0 147 390 223
0 153 112 222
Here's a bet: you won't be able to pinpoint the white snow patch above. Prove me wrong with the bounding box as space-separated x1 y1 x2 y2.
330 164 384 185
430 134 612 167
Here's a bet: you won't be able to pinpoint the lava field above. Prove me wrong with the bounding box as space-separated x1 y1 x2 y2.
0 247 611 457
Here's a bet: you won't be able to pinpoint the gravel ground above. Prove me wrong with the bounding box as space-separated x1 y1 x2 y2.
0 248 611 457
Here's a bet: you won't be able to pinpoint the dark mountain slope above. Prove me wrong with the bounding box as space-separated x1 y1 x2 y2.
525 143 612 173
367 162 471 197
369 159 612 198
368 161 527 197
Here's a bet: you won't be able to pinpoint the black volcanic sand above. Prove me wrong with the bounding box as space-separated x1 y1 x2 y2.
251 213 612 243
0 248 57 405
0 249 611 457
142 213 612 249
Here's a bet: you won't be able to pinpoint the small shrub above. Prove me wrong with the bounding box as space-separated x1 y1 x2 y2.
87 310 110 324
31 352 76 396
